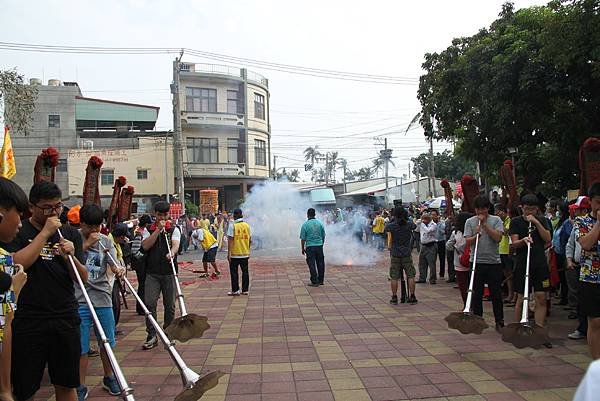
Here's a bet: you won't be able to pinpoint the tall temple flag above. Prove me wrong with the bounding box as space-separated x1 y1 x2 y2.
0 126 16 179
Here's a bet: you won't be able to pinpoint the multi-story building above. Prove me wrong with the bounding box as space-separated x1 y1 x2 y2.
177 63 271 211
10 79 173 210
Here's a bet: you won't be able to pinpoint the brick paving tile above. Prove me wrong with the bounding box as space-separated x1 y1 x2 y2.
30 251 590 400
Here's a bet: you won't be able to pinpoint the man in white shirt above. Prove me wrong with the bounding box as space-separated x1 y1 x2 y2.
417 213 438 284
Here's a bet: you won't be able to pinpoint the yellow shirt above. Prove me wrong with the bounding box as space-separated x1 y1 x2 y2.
498 216 511 255
230 221 251 258
200 219 210 230
373 216 385 234
200 229 217 250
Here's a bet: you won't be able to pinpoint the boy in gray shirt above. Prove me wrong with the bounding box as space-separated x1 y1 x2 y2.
464 195 505 330
76 204 125 400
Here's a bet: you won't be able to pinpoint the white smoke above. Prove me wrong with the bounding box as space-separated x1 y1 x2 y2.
241 181 380 267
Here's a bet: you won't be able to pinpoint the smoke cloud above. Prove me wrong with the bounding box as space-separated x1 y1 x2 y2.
241 181 380 266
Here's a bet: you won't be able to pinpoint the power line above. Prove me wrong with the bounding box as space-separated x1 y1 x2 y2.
0 41 418 84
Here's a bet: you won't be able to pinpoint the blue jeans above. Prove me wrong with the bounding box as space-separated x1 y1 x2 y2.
78 305 116 355
306 246 325 284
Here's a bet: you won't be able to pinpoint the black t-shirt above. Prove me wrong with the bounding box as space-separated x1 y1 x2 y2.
5 220 83 319
509 215 551 270
384 220 416 258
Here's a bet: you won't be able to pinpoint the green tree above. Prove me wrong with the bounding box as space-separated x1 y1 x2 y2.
303 146 322 166
1 68 38 136
417 1 600 195
353 167 374 181
411 149 475 181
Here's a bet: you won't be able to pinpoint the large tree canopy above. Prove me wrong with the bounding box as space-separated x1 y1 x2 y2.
411 149 475 182
418 0 600 195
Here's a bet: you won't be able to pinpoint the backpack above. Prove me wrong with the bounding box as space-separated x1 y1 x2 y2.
459 244 472 268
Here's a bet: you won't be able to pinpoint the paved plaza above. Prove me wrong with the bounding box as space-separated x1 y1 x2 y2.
37 249 590 401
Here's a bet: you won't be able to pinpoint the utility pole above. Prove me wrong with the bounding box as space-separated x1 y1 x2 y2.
384 138 389 206
429 135 437 197
164 130 170 202
325 152 329 185
171 50 185 213
273 155 277 180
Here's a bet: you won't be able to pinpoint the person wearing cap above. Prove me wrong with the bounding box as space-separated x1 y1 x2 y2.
510 194 552 343
227 208 251 296
67 205 81 228
131 215 152 316
109 223 129 334
566 198 590 339
573 183 600 358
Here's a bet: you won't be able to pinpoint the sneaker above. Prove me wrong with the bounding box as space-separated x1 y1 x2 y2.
429 280 437 285
446 277 456 283
415 280 426 284
390 295 398 305
210 273 219 280
215 271 221 276
495 321 505 332
76 385 88 401
307 282 319 287
568 330 586 340
241 291 249 295
407 295 418 304
228 290 241 296
142 335 158 350
103 376 121 396
87 347 99 357
543 342 553 349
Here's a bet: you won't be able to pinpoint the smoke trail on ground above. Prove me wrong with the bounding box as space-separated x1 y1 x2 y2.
241 181 380 267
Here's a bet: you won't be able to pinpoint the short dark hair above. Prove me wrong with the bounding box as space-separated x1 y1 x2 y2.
79 204 104 225
29 181 62 204
0 177 29 214
139 214 152 227
494 203 507 212
521 194 539 206
307 208 316 217
589 182 600 199
233 208 243 218
154 201 170 213
112 223 129 237
473 195 491 209
430 209 439 216
455 212 473 233
393 206 408 224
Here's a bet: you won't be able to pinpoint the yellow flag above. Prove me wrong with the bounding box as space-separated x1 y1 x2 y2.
0 126 16 179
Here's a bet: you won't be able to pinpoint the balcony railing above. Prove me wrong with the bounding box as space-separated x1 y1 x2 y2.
181 111 244 127
179 63 268 87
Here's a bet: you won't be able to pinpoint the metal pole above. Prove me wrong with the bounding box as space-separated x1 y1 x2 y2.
172 53 185 214
429 136 436 197
384 138 389 206
165 131 170 202
58 230 135 401
325 153 329 185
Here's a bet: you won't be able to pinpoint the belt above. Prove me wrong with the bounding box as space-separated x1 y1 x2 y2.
422 242 436 246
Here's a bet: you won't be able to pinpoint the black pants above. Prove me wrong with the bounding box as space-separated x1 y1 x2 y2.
577 279 589 334
112 280 121 326
555 253 568 302
472 263 504 324
306 245 325 284
446 249 455 279
230 257 250 292
145 273 176 337
437 241 446 277
135 265 146 315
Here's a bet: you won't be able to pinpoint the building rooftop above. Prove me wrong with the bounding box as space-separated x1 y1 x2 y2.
180 63 268 87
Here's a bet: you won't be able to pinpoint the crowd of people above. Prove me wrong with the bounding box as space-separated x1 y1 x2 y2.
0 173 599 401
0 177 253 401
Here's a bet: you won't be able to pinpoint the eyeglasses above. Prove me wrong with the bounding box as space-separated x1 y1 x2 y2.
33 203 64 216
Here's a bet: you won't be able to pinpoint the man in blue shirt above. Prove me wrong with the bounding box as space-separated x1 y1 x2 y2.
300 208 326 286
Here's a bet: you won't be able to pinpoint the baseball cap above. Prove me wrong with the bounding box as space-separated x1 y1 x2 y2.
67 205 81 225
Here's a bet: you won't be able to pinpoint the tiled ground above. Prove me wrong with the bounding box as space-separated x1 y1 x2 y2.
36 250 591 401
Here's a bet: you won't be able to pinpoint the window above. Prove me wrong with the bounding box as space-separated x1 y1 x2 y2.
57 159 67 172
227 138 238 163
187 138 218 163
254 139 266 166
227 90 239 114
137 169 148 180
48 114 60 128
185 87 217 112
101 169 114 186
254 93 265 119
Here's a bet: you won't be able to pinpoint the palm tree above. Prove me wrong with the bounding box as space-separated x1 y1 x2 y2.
373 150 395 178
303 146 322 166
288 169 300 182
327 151 339 182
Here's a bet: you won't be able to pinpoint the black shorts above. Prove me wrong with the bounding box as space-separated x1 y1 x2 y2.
202 247 218 263
514 263 550 294
500 254 513 272
11 316 81 401
580 281 600 318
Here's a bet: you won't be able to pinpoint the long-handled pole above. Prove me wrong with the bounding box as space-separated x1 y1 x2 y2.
58 229 135 401
164 232 188 316
520 221 533 324
462 222 481 314
98 242 200 389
